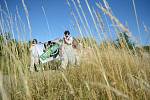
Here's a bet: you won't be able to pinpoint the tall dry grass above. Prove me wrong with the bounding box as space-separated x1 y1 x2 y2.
0 0 150 100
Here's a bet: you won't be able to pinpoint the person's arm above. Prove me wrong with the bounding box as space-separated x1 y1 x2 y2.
64 36 73 45
29 44 34 51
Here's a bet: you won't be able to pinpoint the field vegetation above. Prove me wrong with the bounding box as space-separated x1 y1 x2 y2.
0 0 150 100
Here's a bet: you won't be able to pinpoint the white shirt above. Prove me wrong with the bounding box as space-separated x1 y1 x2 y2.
30 43 44 57
30 44 39 57
64 35 73 45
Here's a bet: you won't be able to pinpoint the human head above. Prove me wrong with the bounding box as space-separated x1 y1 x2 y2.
48 41 52 45
32 39 38 44
64 31 70 37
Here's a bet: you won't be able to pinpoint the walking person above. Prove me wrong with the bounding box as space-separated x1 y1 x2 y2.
60 31 79 69
30 39 41 72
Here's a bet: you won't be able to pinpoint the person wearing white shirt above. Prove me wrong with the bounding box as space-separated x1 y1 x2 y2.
30 39 41 72
61 31 77 69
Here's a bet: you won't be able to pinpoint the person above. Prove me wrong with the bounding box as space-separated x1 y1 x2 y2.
30 39 41 72
60 31 79 69
47 41 56 48
63 31 73 45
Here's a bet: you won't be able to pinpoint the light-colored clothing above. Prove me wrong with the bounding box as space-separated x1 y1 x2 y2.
61 44 76 69
30 44 39 57
61 36 79 69
64 36 73 45
36 43 45 56
30 44 44 71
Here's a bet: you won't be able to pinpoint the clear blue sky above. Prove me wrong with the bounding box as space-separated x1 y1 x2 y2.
0 0 150 45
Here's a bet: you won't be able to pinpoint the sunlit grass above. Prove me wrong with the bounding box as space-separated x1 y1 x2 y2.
0 0 150 100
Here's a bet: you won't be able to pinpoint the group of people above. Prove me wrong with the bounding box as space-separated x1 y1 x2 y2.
30 31 79 72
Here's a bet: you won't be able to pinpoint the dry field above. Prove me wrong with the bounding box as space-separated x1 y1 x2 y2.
0 0 150 100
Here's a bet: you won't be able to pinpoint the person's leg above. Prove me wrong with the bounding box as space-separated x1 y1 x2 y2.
67 46 76 66
34 57 40 71
75 50 80 66
30 56 35 72
60 50 68 70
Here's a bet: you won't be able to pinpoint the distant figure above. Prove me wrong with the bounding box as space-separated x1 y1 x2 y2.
30 39 41 72
47 41 56 48
61 31 79 69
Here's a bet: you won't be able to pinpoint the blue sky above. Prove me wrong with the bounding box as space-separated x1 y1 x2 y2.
0 0 150 45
